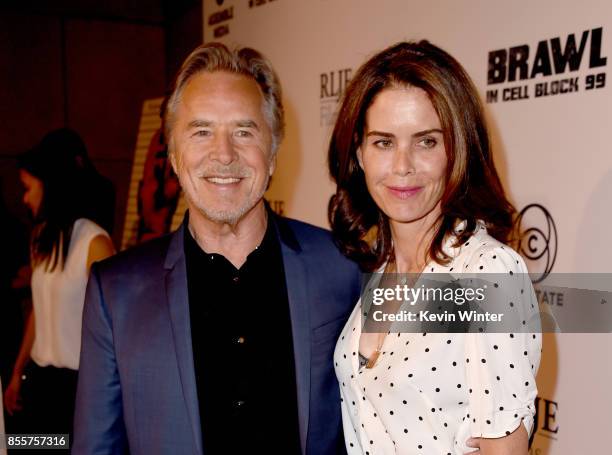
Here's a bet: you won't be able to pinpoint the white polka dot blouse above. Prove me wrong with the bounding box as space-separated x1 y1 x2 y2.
334 223 542 454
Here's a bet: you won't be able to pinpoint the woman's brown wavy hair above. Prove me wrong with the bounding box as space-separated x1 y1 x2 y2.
328 41 515 271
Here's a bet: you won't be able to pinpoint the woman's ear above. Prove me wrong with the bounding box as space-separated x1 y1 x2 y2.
356 147 364 170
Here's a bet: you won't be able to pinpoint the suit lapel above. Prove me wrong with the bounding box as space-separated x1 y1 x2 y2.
273 215 311 455
164 223 203 455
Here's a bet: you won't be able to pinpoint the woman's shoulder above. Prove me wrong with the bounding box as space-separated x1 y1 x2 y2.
447 223 527 274
72 218 111 242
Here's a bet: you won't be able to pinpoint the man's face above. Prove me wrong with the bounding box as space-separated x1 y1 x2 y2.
170 71 275 225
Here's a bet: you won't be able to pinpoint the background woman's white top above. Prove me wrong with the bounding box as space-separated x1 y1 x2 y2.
30 218 110 370
334 224 542 455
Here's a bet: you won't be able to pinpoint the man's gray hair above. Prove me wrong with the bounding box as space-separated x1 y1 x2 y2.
164 42 285 154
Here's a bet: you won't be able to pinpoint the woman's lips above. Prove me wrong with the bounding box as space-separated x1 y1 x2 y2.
386 185 423 199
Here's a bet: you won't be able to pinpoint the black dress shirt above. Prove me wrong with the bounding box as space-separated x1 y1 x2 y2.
184 216 301 454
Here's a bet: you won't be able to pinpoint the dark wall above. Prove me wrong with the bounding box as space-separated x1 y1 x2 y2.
0 13 66 231
0 0 202 247
165 0 205 85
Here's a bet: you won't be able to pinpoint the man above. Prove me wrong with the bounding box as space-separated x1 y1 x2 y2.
72 43 361 454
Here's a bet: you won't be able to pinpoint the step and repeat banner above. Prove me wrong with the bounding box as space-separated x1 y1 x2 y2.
203 0 611 452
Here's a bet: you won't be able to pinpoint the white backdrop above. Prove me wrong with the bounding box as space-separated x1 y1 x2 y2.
203 1 612 452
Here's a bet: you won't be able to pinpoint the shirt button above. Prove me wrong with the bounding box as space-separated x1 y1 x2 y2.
233 276 239 283
234 400 246 408
235 336 245 344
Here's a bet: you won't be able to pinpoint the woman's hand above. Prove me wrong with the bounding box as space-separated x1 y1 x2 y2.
6 311 36 415
465 423 528 455
466 437 481 454
4 374 23 415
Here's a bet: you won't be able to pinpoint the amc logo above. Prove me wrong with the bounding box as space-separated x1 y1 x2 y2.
517 204 557 283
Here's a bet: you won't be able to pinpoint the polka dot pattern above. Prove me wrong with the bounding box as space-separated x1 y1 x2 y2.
334 222 542 454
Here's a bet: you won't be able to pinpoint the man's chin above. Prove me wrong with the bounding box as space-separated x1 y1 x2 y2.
196 204 251 226
187 191 267 226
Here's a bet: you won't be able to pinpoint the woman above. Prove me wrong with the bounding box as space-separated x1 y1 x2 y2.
3 131 115 437
329 41 541 454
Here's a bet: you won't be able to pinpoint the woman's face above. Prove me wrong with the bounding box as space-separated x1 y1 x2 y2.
357 85 447 229
20 169 44 218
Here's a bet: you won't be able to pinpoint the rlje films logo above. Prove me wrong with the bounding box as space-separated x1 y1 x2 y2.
249 0 277 8
530 395 559 453
320 68 352 126
486 27 607 103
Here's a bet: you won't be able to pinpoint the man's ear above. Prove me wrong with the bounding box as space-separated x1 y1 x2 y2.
268 152 277 176
168 137 179 174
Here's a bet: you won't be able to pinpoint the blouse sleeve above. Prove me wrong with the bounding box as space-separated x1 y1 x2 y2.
462 243 542 438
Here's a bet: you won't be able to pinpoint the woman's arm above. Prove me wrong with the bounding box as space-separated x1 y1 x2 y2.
462 243 540 455
86 234 115 272
467 420 528 454
3 310 35 415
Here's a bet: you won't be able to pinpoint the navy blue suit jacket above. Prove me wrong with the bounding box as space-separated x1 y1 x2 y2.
72 215 361 454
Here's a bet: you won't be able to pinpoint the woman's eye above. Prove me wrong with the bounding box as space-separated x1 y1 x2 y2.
419 137 437 148
374 139 393 149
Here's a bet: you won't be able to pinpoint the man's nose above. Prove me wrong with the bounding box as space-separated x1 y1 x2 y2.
211 132 237 165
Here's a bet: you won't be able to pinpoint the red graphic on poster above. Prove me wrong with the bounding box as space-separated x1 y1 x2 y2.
137 128 181 242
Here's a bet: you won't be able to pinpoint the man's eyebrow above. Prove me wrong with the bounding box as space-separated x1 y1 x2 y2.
187 119 213 129
235 120 260 130
186 119 261 130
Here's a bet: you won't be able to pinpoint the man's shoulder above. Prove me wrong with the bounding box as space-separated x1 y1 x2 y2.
276 216 357 266
281 216 333 241
276 215 339 252
95 232 174 277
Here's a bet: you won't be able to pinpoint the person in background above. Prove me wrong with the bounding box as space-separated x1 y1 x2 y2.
35 128 116 236
3 133 115 440
329 41 541 455
0 185 29 395
0 184 29 440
